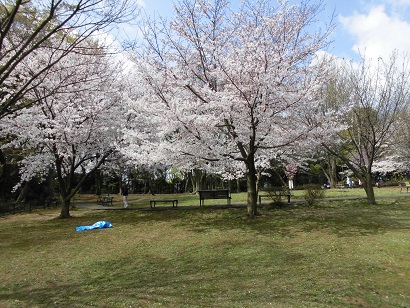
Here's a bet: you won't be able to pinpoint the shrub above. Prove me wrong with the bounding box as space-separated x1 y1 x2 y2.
381 179 400 187
303 184 325 206
266 199 286 209
264 189 288 209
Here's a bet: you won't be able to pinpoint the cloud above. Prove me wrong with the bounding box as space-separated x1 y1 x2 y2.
340 4 410 60
388 0 410 7
93 30 136 73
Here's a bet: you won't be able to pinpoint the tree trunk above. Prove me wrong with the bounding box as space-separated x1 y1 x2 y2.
60 198 71 218
184 172 190 193
330 158 337 187
273 167 287 187
364 173 376 204
16 181 30 203
191 169 205 193
95 169 102 195
256 169 262 193
322 157 338 188
246 158 258 218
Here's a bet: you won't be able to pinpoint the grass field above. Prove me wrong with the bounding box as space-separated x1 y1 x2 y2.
0 188 409 307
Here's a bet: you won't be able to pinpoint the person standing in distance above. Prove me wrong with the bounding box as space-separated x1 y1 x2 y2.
346 176 352 188
122 184 129 208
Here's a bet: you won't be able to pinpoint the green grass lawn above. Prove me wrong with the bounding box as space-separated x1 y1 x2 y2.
0 192 409 307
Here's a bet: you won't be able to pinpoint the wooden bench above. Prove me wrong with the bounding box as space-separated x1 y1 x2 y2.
258 187 292 205
150 199 178 208
198 189 231 206
97 195 113 206
399 181 410 193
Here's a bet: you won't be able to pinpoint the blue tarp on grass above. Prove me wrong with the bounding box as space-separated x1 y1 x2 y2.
76 220 112 231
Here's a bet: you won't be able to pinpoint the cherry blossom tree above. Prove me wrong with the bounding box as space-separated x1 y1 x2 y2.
0 0 137 119
377 108 410 175
322 52 410 204
0 46 127 218
370 108 410 178
130 0 335 217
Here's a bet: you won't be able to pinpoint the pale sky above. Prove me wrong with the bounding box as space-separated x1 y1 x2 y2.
136 0 410 61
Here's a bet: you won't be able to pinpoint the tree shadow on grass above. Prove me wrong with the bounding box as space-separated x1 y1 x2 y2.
171 198 410 238
31 197 410 240
295 199 410 237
